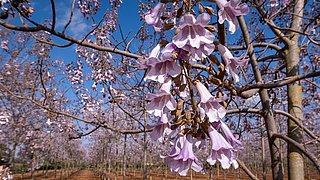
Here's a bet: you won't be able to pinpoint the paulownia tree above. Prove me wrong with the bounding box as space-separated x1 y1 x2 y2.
0 0 319 179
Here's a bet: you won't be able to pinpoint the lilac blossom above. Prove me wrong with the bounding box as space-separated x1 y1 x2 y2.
195 81 227 122
144 2 165 32
172 13 214 62
207 124 239 169
148 114 172 143
0 0 10 10
138 44 161 69
177 72 189 98
144 43 181 83
268 0 279 7
146 79 177 117
78 0 101 17
216 0 249 34
163 135 203 176
218 44 248 83
220 121 242 150
0 40 9 51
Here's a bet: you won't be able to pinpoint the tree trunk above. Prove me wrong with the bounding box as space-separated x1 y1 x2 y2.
285 44 304 180
238 16 284 179
260 117 266 180
122 134 127 180
8 142 17 166
115 133 119 180
143 102 148 180
285 0 305 179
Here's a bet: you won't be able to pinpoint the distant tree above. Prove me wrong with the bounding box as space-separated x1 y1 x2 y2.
0 0 319 179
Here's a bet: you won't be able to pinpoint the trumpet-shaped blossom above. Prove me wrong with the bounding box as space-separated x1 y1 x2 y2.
149 114 172 143
146 79 177 117
173 13 214 62
138 44 161 70
195 81 227 122
220 121 242 149
216 0 249 34
218 44 248 80
218 44 248 83
144 43 181 83
164 135 203 176
207 125 239 169
144 2 165 32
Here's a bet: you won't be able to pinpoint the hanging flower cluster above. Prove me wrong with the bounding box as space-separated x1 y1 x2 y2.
141 0 249 176
216 0 249 34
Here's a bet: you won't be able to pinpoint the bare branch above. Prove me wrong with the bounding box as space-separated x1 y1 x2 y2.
50 0 56 31
62 0 77 34
274 110 320 143
271 133 320 172
237 159 259 180
240 71 320 92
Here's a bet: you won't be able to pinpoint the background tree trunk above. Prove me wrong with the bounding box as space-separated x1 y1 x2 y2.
285 0 305 179
285 43 304 180
238 16 284 179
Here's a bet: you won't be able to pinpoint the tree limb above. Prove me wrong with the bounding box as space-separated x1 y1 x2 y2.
271 133 320 172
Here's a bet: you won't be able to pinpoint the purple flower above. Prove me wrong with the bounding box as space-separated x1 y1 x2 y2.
207 125 239 169
146 79 177 117
144 2 165 32
172 70 189 99
195 81 227 122
144 43 181 83
216 0 249 34
268 0 279 7
218 44 248 82
149 114 172 143
138 44 161 69
0 40 9 51
172 13 214 62
220 121 242 150
164 135 203 176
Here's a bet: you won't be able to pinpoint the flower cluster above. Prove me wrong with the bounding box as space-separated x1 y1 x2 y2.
216 0 249 34
144 2 165 32
78 0 101 18
143 2 176 32
0 40 9 51
141 1 249 176
218 44 248 82
173 13 215 62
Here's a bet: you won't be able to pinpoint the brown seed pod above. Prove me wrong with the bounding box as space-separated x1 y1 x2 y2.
185 110 192 120
174 116 185 125
179 84 187 92
198 4 204 14
176 6 184 18
175 28 180 35
206 25 217 32
177 100 184 110
204 6 214 15
208 54 220 66
201 57 207 64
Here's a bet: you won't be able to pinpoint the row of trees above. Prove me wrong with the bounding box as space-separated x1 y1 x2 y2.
0 0 319 179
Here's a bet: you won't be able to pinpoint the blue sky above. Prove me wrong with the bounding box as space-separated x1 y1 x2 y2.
29 0 142 63
24 1 146 137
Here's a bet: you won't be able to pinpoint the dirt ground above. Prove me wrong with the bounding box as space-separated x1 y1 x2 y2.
13 169 320 180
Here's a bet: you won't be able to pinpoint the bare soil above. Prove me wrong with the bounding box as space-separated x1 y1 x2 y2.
14 169 319 180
